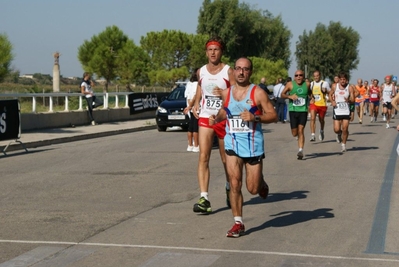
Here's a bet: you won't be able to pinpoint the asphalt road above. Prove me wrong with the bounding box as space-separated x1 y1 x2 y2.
1 112 399 267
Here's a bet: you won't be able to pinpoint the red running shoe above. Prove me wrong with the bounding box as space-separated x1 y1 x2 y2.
226 222 245 238
259 179 269 199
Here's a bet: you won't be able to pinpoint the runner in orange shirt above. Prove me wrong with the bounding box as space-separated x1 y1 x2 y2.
355 79 367 124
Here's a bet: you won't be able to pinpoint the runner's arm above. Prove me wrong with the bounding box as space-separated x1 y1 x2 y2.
209 89 228 125
349 85 356 103
329 84 336 106
281 82 294 100
256 87 278 123
391 93 399 112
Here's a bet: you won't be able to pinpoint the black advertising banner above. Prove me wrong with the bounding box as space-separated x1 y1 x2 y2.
0 99 21 141
128 92 169 115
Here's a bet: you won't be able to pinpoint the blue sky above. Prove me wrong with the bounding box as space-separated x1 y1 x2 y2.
1 0 397 83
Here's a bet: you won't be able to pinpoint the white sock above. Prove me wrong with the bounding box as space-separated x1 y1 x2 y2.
311 133 315 135
200 192 208 200
299 148 303 152
234 216 243 224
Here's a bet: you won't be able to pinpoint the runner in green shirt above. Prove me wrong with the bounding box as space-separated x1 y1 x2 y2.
281 70 312 159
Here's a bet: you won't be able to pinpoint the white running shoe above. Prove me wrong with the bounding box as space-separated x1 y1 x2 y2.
383 115 386 121
192 146 200 152
341 144 347 153
310 135 316 142
336 134 342 143
370 117 373 123
319 131 324 141
187 145 193 152
386 124 390 129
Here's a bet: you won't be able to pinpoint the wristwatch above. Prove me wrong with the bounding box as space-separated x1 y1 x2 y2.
254 115 260 122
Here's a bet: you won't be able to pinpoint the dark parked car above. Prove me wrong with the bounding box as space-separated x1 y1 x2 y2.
155 86 189 131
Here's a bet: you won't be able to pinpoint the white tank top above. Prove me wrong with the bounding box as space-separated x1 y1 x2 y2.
381 83 393 103
334 84 349 102
334 84 350 116
199 64 231 118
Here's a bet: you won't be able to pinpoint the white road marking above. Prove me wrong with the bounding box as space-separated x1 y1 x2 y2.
0 246 64 267
1 239 399 263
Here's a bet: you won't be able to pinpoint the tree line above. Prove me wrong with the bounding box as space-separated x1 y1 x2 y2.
0 0 360 92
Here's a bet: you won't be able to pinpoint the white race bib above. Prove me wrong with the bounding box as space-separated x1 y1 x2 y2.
228 116 254 133
293 97 306 106
203 95 222 112
314 95 321 101
371 93 378 98
335 102 350 116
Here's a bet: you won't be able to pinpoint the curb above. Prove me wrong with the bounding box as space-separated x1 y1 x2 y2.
1 125 157 154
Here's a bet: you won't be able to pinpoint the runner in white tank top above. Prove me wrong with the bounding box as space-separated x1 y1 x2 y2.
329 72 355 152
186 37 235 214
380 75 396 128
198 64 230 118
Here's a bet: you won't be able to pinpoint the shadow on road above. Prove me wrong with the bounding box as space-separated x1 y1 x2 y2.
350 131 376 135
262 129 274 134
211 191 310 215
305 152 342 159
0 148 55 158
348 146 378 151
246 208 335 235
247 191 310 205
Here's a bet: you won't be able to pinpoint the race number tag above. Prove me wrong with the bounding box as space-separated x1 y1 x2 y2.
228 116 253 133
371 93 378 98
314 95 321 101
293 97 306 106
204 95 222 111
335 102 350 115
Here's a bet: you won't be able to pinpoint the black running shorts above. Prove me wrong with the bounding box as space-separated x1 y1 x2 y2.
289 111 308 129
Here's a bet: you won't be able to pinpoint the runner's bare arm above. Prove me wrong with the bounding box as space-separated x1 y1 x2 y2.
379 85 384 102
329 83 336 106
255 86 278 123
281 82 294 100
209 90 228 125
307 81 315 104
349 85 356 103
391 93 399 112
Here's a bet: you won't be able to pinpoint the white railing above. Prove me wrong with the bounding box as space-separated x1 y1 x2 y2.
0 92 131 113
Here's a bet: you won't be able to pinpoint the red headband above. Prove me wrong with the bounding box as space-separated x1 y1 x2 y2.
206 41 222 49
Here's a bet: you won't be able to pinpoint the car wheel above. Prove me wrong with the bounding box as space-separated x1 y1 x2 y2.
157 125 167 132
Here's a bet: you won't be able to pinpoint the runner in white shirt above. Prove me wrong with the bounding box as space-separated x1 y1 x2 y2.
329 72 355 152
186 36 235 213
380 75 396 128
184 70 199 152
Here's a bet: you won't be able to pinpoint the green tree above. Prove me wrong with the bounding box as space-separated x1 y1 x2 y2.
115 40 150 91
295 21 360 80
197 0 291 68
140 30 193 85
140 30 192 70
0 33 14 83
187 33 209 70
249 57 288 85
78 25 129 92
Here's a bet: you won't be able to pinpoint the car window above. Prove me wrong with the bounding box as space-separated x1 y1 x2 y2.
168 87 186 100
